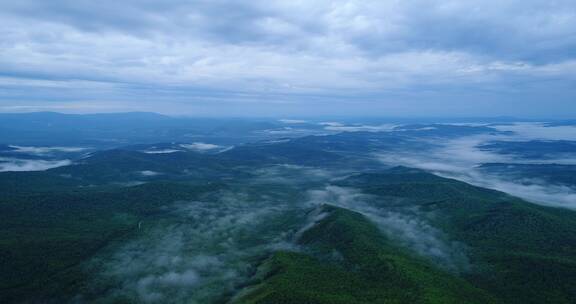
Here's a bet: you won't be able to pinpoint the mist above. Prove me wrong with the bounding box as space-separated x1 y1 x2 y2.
79 181 313 303
307 186 471 273
377 123 576 208
8 145 88 155
0 157 71 172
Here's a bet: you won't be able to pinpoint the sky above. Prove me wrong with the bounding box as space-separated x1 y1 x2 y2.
0 0 575 117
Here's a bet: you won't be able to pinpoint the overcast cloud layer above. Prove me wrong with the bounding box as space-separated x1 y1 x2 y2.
1 0 575 116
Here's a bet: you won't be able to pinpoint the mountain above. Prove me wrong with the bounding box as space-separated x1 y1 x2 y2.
234 204 495 304
4 162 576 303
1 122 576 303
0 112 282 146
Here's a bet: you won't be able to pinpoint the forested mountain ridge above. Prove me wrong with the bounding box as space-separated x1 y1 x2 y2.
2 120 576 303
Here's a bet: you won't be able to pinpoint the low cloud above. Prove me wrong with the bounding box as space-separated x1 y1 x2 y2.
307 186 471 272
83 189 308 303
9 145 88 155
180 143 221 152
492 123 576 141
376 123 576 208
140 170 161 176
323 123 397 132
378 154 576 209
455 172 576 208
143 149 181 154
0 157 71 172
253 127 329 138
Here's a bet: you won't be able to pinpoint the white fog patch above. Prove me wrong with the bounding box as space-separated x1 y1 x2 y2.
319 122 344 127
0 157 71 172
492 123 576 141
180 143 221 152
323 124 397 132
140 170 161 176
399 126 437 131
260 138 291 144
143 149 182 154
376 133 576 208
444 123 492 127
307 186 470 272
216 146 235 153
84 191 307 304
256 127 306 135
8 145 88 154
293 207 330 240
450 172 576 208
255 127 330 138
378 136 510 174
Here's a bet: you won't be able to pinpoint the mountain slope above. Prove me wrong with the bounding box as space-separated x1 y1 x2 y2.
335 167 576 303
1 139 576 303
235 205 494 304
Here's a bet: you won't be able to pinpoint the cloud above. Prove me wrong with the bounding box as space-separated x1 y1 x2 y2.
9 145 88 154
142 149 181 154
319 122 344 127
83 188 308 303
457 172 576 208
180 143 221 152
0 157 71 172
492 123 576 141
140 170 161 176
0 1 574 115
323 123 397 132
376 123 576 208
307 186 471 272
254 127 328 137
293 206 330 241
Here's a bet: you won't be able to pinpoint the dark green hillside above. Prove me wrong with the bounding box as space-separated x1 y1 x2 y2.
0 171 86 194
2 137 576 303
50 149 246 183
337 167 504 203
219 141 345 166
235 205 494 304
337 167 576 303
0 181 220 303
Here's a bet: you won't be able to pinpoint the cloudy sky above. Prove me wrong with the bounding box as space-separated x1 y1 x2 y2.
0 0 575 117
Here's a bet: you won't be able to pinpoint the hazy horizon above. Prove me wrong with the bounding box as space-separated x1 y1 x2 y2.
1 110 573 121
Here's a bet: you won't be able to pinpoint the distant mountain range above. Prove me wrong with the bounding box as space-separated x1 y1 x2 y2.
1 112 572 147
0 112 282 146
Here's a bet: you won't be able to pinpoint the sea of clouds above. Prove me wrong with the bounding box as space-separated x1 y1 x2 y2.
376 122 576 208
80 187 307 304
